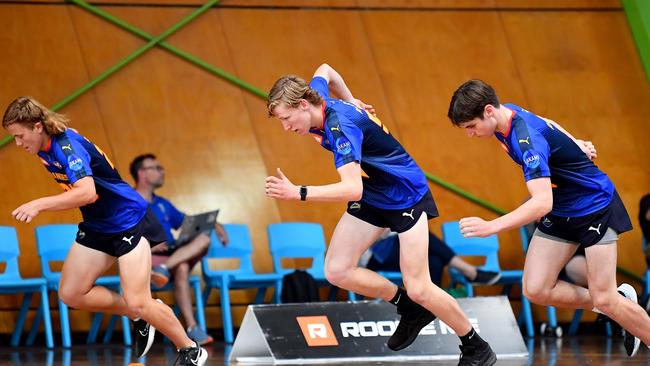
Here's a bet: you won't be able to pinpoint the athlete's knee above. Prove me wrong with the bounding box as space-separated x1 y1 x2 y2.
324 262 354 287
522 279 551 305
58 285 84 309
589 289 619 313
404 281 430 304
58 280 88 309
123 296 150 319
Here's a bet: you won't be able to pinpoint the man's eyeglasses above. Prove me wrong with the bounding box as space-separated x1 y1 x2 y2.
142 166 165 172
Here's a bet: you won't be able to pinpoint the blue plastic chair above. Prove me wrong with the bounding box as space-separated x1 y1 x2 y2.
202 224 282 343
0 226 53 348
442 221 534 337
267 222 343 303
34 224 131 347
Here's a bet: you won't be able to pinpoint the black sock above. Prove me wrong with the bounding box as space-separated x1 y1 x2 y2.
388 287 419 312
459 328 484 346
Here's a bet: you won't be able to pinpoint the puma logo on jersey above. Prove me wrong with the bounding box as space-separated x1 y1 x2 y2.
330 126 341 132
402 209 415 220
518 137 530 145
122 236 134 245
61 144 72 151
588 223 602 235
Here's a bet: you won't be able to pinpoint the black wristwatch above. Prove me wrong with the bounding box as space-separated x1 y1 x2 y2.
300 186 308 201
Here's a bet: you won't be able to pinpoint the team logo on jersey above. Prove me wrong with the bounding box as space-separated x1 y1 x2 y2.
335 137 352 155
67 155 84 171
330 126 341 132
518 137 530 145
522 150 541 169
61 144 73 151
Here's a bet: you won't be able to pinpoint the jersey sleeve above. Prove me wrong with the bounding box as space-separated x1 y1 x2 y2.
167 200 186 230
512 126 551 181
324 112 363 169
52 137 93 185
309 77 330 98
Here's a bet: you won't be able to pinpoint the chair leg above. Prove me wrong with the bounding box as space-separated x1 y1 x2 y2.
26 300 43 346
521 296 534 338
202 285 212 305
40 287 54 348
568 309 583 335
87 312 104 344
348 291 357 301
220 276 234 343
254 287 267 304
11 292 33 347
547 306 558 328
275 279 283 304
58 298 72 348
103 315 118 344
191 277 207 332
121 314 132 346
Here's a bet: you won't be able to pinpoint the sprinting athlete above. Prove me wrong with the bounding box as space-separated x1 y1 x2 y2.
448 80 647 357
2 97 207 365
265 65 496 366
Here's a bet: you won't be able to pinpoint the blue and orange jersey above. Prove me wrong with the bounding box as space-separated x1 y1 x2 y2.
149 194 185 244
308 76 429 209
494 103 614 217
37 129 147 233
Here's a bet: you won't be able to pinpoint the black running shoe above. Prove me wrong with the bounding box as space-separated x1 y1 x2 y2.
175 341 208 366
387 304 436 351
617 283 640 357
458 342 497 366
133 298 163 358
133 318 155 358
470 270 502 285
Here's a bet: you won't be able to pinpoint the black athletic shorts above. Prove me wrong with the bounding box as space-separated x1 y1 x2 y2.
346 190 439 233
536 190 632 248
76 207 168 257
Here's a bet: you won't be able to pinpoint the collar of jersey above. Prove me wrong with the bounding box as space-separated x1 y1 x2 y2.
41 135 54 153
496 105 516 138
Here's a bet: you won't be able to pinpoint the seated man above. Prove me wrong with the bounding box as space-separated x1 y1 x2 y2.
130 154 229 345
360 230 501 287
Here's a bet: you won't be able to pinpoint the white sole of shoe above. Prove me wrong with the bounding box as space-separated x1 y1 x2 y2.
197 347 208 365
617 283 640 357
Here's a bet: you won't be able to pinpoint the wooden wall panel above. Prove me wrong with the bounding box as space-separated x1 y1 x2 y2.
0 4 115 331
500 10 650 276
217 8 400 242
360 10 531 271
68 5 280 273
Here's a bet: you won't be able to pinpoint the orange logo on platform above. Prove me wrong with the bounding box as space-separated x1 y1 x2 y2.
296 316 339 346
